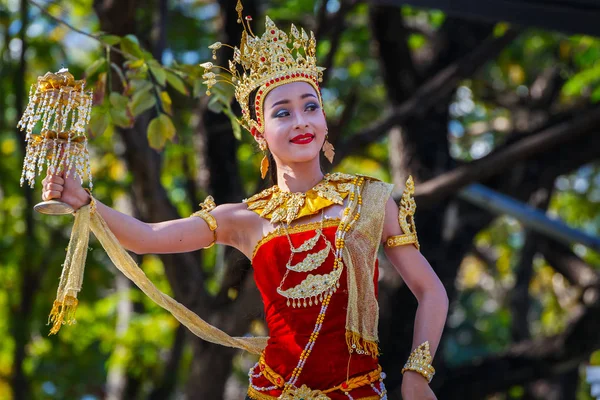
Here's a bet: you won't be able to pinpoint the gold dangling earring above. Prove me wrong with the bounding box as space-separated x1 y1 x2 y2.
259 140 270 179
322 130 335 164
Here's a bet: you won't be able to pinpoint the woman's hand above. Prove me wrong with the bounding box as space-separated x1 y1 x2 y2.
41 172 90 210
401 371 437 400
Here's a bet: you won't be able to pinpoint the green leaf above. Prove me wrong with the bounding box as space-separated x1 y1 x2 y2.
591 85 600 102
109 92 129 109
127 59 146 69
147 60 166 86
165 71 188 95
223 107 242 140
147 113 176 150
130 90 156 117
127 79 153 96
207 96 224 113
99 34 121 46
85 59 106 78
160 91 172 115
88 108 110 137
110 107 133 128
121 34 144 60
193 80 205 98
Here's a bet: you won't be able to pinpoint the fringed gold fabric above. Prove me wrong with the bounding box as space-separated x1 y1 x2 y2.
343 179 393 357
48 203 91 334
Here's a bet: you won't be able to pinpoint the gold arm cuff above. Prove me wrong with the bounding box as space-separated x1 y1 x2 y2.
190 196 217 248
401 341 435 383
385 234 419 249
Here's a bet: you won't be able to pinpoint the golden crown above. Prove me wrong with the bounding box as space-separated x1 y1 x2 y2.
200 0 325 135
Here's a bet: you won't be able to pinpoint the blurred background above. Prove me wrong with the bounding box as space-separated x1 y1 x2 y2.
1 0 599 399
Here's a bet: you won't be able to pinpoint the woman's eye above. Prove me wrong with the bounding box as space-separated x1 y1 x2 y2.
274 109 290 118
305 103 319 111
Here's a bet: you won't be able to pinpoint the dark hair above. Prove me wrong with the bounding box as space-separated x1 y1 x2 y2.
249 89 278 185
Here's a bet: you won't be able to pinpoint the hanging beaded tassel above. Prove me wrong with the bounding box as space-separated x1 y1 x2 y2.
17 68 93 189
17 68 94 335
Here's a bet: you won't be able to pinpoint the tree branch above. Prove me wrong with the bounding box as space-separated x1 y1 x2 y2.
539 238 600 289
334 28 519 163
415 105 600 208
439 252 600 399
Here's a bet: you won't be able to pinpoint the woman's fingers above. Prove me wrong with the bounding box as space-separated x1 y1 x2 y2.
48 175 65 185
44 182 64 193
43 190 62 201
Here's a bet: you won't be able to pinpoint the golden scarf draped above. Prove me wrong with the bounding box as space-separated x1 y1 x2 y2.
49 178 392 358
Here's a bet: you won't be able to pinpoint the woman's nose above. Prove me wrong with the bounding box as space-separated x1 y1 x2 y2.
293 114 309 129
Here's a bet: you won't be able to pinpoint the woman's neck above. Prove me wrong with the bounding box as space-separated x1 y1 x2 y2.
275 160 324 193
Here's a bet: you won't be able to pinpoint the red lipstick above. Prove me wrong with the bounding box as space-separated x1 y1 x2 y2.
290 133 315 144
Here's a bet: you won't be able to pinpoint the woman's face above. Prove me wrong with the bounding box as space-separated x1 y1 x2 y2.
260 81 327 167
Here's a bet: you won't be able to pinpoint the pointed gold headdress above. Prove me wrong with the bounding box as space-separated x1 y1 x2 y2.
200 0 325 135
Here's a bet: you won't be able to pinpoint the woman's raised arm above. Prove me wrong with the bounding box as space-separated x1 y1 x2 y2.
41 173 250 255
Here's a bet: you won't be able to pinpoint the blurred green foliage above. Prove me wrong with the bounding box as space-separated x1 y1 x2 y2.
0 0 599 399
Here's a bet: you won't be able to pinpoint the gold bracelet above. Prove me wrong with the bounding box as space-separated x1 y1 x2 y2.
401 341 435 383
190 196 217 248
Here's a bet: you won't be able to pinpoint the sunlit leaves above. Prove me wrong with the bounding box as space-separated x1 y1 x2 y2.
130 88 156 117
88 107 110 137
165 70 188 95
147 113 176 150
85 58 106 78
120 34 144 60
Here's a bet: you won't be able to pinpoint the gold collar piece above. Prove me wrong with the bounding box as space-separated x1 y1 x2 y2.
244 172 354 224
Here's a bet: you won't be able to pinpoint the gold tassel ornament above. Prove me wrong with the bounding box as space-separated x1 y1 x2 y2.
16 68 95 334
17 68 93 215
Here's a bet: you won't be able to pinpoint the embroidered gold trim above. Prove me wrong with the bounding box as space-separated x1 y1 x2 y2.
247 386 383 400
252 219 340 260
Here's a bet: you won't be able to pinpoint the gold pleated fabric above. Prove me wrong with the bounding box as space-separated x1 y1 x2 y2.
343 180 393 357
88 209 268 354
48 203 91 334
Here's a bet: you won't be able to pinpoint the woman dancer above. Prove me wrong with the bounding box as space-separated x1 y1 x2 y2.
42 5 447 400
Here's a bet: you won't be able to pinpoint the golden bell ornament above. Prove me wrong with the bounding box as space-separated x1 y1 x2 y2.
17 68 93 215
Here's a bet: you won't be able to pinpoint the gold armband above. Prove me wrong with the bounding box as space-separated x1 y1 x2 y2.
385 175 419 250
401 341 435 383
190 196 217 248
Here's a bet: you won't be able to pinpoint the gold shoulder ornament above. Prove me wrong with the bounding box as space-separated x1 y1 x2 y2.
385 175 420 250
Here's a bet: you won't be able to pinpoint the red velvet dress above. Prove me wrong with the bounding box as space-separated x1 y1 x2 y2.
248 221 384 399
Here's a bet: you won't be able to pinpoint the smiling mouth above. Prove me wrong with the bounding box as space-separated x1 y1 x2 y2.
290 133 315 144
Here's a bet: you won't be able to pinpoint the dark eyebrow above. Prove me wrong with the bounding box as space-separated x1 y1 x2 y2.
270 93 317 109
271 99 290 108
